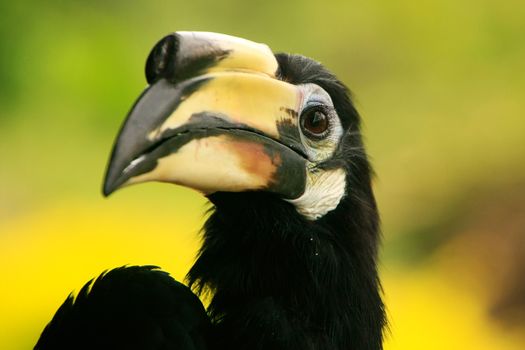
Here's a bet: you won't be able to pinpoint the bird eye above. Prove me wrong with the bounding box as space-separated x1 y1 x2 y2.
300 107 330 139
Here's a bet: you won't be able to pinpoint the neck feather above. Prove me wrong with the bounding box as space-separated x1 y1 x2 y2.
187 191 385 350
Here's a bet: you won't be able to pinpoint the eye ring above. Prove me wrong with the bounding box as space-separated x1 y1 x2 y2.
300 106 330 139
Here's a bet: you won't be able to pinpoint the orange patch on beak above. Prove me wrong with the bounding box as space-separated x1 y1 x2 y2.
224 138 282 186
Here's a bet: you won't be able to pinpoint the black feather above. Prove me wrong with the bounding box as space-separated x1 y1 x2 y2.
35 266 211 350
185 55 386 350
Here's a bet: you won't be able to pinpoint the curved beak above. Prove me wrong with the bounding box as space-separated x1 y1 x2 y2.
103 32 307 199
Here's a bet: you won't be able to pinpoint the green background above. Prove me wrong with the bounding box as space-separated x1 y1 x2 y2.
1 0 524 348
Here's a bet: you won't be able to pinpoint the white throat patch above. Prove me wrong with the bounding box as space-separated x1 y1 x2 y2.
286 168 346 220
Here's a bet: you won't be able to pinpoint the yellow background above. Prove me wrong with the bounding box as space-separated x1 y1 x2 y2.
1 0 524 348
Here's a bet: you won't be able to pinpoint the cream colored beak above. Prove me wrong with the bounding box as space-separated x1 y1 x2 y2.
103 32 308 199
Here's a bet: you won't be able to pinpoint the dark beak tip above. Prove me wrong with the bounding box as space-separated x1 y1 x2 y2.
102 183 113 197
102 173 119 197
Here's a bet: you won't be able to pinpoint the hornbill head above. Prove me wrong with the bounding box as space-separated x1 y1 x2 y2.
103 32 365 221
102 32 384 349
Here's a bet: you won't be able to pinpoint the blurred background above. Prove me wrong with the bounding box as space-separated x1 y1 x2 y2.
1 0 524 348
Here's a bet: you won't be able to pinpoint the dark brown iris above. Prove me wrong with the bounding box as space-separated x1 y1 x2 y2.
301 108 329 138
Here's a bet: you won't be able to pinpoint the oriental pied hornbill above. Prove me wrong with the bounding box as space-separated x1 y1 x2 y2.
35 32 386 350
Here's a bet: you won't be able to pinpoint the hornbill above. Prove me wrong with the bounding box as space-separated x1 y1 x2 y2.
35 32 386 350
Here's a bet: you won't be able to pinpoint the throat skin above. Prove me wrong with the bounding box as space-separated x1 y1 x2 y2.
187 191 386 350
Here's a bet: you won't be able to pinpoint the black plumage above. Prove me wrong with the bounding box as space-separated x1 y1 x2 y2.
36 45 385 350
189 55 385 349
35 266 211 350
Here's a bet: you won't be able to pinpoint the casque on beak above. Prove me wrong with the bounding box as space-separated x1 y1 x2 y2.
103 32 308 199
